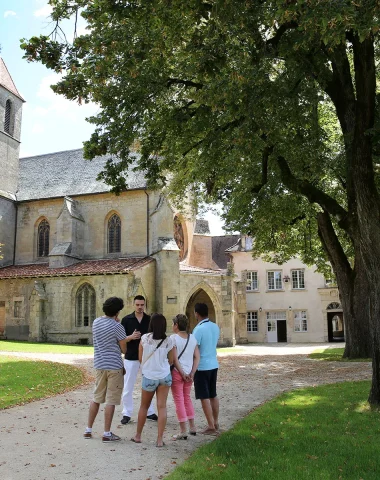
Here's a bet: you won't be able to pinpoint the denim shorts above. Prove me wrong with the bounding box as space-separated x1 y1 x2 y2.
142 373 172 392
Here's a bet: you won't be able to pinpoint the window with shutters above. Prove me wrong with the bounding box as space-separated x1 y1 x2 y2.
4 99 12 135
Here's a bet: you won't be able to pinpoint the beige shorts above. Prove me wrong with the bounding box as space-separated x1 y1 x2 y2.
93 369 124 405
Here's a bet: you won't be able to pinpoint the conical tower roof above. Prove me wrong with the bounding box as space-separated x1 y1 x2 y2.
0 58 25 102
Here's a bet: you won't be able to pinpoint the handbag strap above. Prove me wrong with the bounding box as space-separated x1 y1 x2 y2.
141 337 165 366
177 334 190 361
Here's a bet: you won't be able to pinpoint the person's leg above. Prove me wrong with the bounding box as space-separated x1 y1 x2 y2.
183 379 195 433
156 384 170 446
200 398 216 430
210 397 220 430
171 370 187 434
121 360 140 417
133 388 155 442
104 404 115 432
87 400 100 428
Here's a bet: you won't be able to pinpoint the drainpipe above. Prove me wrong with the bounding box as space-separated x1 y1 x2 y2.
144 190 149 256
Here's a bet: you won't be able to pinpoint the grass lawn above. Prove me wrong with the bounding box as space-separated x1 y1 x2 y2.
0 356 87 409
309 347 371 362
0 340 94 354
167 381 380 480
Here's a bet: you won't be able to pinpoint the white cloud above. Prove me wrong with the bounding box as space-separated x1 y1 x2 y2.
34 4 53 17
32 123 45 134
37 73 98 120
4 10 16 18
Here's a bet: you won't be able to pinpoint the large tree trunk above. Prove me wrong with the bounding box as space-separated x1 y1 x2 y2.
317 211 371 358
341 253 371 358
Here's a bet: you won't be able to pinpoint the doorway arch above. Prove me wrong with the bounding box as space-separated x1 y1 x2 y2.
183 282 221 332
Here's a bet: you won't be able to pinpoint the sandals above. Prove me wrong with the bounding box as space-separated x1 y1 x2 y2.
189 430 197 436
172 433 188 440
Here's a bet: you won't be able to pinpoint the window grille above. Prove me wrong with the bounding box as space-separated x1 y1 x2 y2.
294 311 308 332
247 311 258 332
267 271 282 290
4 100 12 134
246 271 258 291
37 219 50 257
76 283 96 327
292 269 305 289
108 214 121 253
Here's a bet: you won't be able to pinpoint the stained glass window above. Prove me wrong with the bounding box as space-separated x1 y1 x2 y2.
108 214 121 253
37 219 50 257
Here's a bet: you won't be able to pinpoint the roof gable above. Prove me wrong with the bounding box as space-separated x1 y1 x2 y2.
0 58 25 101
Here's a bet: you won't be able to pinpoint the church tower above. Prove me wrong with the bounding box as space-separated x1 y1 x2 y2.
0 58 25 266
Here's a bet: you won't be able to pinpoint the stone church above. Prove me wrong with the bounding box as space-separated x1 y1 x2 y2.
0 58 247 346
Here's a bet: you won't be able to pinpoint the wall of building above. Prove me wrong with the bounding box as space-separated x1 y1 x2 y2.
0 264 155 343
232 253 327 343
0 197 16 267
0 87 23 196
15 191 151 263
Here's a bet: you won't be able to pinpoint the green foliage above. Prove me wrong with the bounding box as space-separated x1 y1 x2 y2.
20 0 380 270
0 356 85 409
167 381 380 480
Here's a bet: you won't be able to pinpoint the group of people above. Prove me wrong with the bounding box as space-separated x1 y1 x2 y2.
84 295 220 447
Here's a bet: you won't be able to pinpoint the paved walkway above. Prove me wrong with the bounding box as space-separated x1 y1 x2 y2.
0 344 371 480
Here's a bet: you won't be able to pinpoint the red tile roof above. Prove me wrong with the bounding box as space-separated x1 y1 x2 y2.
0 257 154 279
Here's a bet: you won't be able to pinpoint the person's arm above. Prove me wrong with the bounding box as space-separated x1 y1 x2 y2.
189 344 200 380
167 346 174 366
171 346 186 377
118 338 127 355
121 317 141 343
138 342 143 363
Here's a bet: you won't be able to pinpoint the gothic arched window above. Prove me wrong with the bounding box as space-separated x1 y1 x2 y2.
108 214 121 253
76 283 96 327
37 219 50 257
4 99 12 135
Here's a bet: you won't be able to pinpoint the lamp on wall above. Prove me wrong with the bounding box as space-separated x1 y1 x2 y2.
283 275 290 283
289 306 292 311
259 307 262 312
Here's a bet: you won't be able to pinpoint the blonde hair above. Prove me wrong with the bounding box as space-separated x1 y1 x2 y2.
172 314 188 332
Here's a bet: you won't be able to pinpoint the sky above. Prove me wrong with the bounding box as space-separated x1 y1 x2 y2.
1 0 225 234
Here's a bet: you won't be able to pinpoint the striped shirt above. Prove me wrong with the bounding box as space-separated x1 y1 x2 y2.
92 316 126 370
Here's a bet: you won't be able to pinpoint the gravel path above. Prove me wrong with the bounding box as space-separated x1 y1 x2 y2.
0 344 371 480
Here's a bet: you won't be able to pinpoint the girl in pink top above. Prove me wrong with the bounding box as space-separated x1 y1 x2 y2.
171 314 200 439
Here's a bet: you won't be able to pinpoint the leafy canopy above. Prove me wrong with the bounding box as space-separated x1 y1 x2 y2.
21 0 380 270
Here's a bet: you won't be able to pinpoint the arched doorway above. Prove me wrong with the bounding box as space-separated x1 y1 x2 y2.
327 302 344 342
185 288 216 332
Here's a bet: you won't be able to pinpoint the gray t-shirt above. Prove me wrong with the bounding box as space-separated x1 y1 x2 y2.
92 316 126 370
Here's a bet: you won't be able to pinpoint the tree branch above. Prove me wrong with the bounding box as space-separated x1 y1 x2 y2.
276 155 350 231
317 210 352 280
166 78 204 90
251 145 272 194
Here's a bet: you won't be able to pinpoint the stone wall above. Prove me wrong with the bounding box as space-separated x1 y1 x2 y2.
0 262 156 343
15 191 151 263
0 196 16 267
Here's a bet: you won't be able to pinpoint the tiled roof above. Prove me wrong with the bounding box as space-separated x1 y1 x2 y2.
17 149 147 201
179 263 225 275
0 58 25 101
0 257 154 279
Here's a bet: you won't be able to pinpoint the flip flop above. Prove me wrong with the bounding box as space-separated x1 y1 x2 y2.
156 442 166 447
130 437 142 443
201 428 218 436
